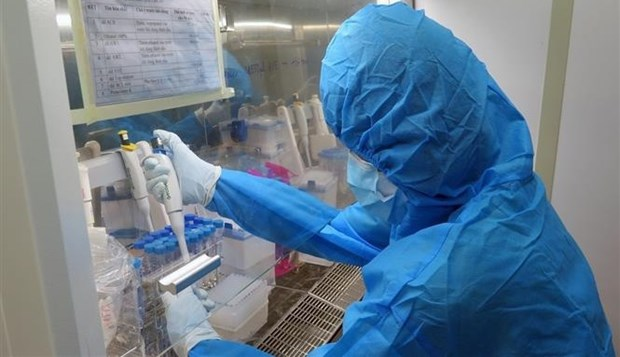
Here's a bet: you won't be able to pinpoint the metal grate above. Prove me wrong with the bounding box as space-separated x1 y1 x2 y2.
309 264 364 310
255 264 364 356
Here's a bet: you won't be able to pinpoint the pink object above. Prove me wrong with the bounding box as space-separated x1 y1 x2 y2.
275 256 297 277
265 162 295 184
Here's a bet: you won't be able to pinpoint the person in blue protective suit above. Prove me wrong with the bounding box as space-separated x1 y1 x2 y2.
145 3 615 356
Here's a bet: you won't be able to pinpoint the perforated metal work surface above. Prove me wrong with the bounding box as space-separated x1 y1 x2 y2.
309 264 364 310
255 263 364 356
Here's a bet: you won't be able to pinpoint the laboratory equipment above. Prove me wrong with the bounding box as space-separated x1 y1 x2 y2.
77 141 226 356
319 147 356 207
220 224 276 284
293 169 338 207
143 137 190 262
291 93 312 167
230 120 248 143
307 94 338 162
77 141 104 226
143 137 222 295
246 117 286 158
307 95 330 136
257 96 277 116
118 130 155 232
207 275 271 341
40 0 392 355
88 227 143 355
277 105 305 176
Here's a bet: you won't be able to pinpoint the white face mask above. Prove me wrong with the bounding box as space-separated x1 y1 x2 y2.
347 153 404 223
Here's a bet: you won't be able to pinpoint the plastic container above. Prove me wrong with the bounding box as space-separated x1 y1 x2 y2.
298 252 334 267
220 251 276 285
218 120 236 147
319 147 355 207
208 274 270 342
213 301 268 341
221 229 275 271
294 169 338 206
142 243 156 276
100 198 136 232
318 147 348 175
246 117 286 157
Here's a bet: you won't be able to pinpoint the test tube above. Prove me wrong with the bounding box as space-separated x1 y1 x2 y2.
165 241 176 267
167 233 178 259
194 228 205 254
203 226 215 256
132 240 145 257
184 214 196 226
170 238 180 262
199 225 211 253
213 219 224 238
154 237 167 247
144 234 155 244
153 245 165 275
187 231 199 256
132 258 145 326
197 225 206 254
142 243 155 276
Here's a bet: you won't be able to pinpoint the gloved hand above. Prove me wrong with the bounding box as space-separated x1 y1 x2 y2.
162 287 220 357
192 284 216 311
144 130 221 206
194 101 226 126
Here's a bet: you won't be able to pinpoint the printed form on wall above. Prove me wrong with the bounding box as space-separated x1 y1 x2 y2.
81 0 221 106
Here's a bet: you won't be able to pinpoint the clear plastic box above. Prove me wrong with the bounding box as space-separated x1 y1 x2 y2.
293 169 338 207
318 147 348 176
246 117 286 157
221 228 275 271
220 252 276 285
208 274 270 341
318 147 356 208
298 252 334 267
212 301 268 341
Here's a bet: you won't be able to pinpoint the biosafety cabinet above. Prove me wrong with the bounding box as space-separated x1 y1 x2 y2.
2 1 409 356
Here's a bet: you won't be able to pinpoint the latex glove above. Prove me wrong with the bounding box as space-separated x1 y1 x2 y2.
145 130 222 206
162 288 220 357
143 158 170 203
192 285 216 311
194 101 226 126
194 106 207 125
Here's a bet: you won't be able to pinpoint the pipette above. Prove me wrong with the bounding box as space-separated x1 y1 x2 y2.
291 93 312 167
143 137 189 261
118 130 154 232
143 137 221 294
277 105 305 176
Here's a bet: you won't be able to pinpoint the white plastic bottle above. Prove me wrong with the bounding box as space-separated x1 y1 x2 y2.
307 94 330 135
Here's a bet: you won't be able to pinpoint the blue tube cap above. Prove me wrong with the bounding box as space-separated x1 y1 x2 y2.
144 243 156 253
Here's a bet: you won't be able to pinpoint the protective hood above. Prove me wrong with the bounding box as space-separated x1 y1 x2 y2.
320 4 534 229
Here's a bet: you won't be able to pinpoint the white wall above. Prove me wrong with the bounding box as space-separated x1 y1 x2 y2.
1 0 105 355
552 0 620 348
416 0 552 147
1 60 55 356
418 0 620 348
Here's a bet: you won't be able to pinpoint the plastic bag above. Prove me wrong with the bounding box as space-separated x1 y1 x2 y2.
88 228 142 352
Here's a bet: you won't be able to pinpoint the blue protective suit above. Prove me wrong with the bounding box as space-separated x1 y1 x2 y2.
193 4 614 356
